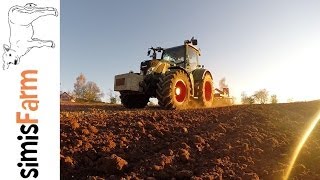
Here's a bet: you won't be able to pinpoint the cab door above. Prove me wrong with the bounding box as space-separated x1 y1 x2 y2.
186 45 200 72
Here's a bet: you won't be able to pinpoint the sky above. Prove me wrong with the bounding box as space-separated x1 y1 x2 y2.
61 0 320 103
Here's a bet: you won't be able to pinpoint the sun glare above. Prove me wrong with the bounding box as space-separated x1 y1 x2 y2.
175 87 181 95
284 109 320 180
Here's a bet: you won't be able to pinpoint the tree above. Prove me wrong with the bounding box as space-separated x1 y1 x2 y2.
241 92 255 104
271 94 278 104
287 98 294 103
241 92 248 104
84 81 104 102
107 89 119 104
253 89 269 104
110 96 117 104
73 73 104 102
231 96 236 105
73 73 86 98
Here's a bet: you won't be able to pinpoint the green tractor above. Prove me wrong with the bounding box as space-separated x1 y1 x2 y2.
114 37 229 109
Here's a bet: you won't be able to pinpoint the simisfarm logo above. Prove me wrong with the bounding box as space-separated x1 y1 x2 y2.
17 70 39 178
2 3 58 70
1 2 58 179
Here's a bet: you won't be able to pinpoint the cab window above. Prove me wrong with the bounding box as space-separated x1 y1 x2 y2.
162 45 185 66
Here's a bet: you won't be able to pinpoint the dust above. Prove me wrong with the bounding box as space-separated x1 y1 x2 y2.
184 97 233 109
219 77 228 89
185 99 207 109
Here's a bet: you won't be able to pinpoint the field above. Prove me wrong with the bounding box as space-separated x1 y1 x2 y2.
60 101 320 180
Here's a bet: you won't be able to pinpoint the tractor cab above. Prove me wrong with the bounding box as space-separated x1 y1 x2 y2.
162 43 201 72
141 37 201 75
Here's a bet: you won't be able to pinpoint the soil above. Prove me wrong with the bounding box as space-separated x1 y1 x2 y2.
60 101 320 180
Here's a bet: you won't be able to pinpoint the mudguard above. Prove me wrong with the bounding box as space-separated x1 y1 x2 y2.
191 69 213 97
192 69 212 82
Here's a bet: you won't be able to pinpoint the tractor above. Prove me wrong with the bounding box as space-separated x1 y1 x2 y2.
114 37 229 109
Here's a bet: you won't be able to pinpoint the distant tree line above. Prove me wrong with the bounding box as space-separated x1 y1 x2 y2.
241 89 278 104
69 74 281 105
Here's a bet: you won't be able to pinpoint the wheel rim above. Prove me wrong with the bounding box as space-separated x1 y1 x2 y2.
175 80 187 103
204 81 212 101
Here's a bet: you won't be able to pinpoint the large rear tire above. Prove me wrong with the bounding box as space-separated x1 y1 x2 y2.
198 73 214 107
120 93 149 108
156 70 191 109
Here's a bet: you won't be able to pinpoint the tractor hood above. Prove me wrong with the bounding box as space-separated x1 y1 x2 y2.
140 59 171 75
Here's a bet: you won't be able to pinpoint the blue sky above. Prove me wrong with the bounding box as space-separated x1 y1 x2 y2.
61 0 320 103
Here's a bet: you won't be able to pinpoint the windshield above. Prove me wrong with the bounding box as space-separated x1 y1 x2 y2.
162 45 185 64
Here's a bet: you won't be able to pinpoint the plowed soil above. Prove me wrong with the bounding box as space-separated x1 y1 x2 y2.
60 101 320 180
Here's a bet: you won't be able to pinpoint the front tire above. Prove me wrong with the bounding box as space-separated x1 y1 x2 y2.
156 70 191 109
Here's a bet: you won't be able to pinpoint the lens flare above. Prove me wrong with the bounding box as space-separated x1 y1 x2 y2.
284 109 320 180
175 87 181 95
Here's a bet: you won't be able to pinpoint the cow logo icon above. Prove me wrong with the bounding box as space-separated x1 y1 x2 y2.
2 3 58 70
